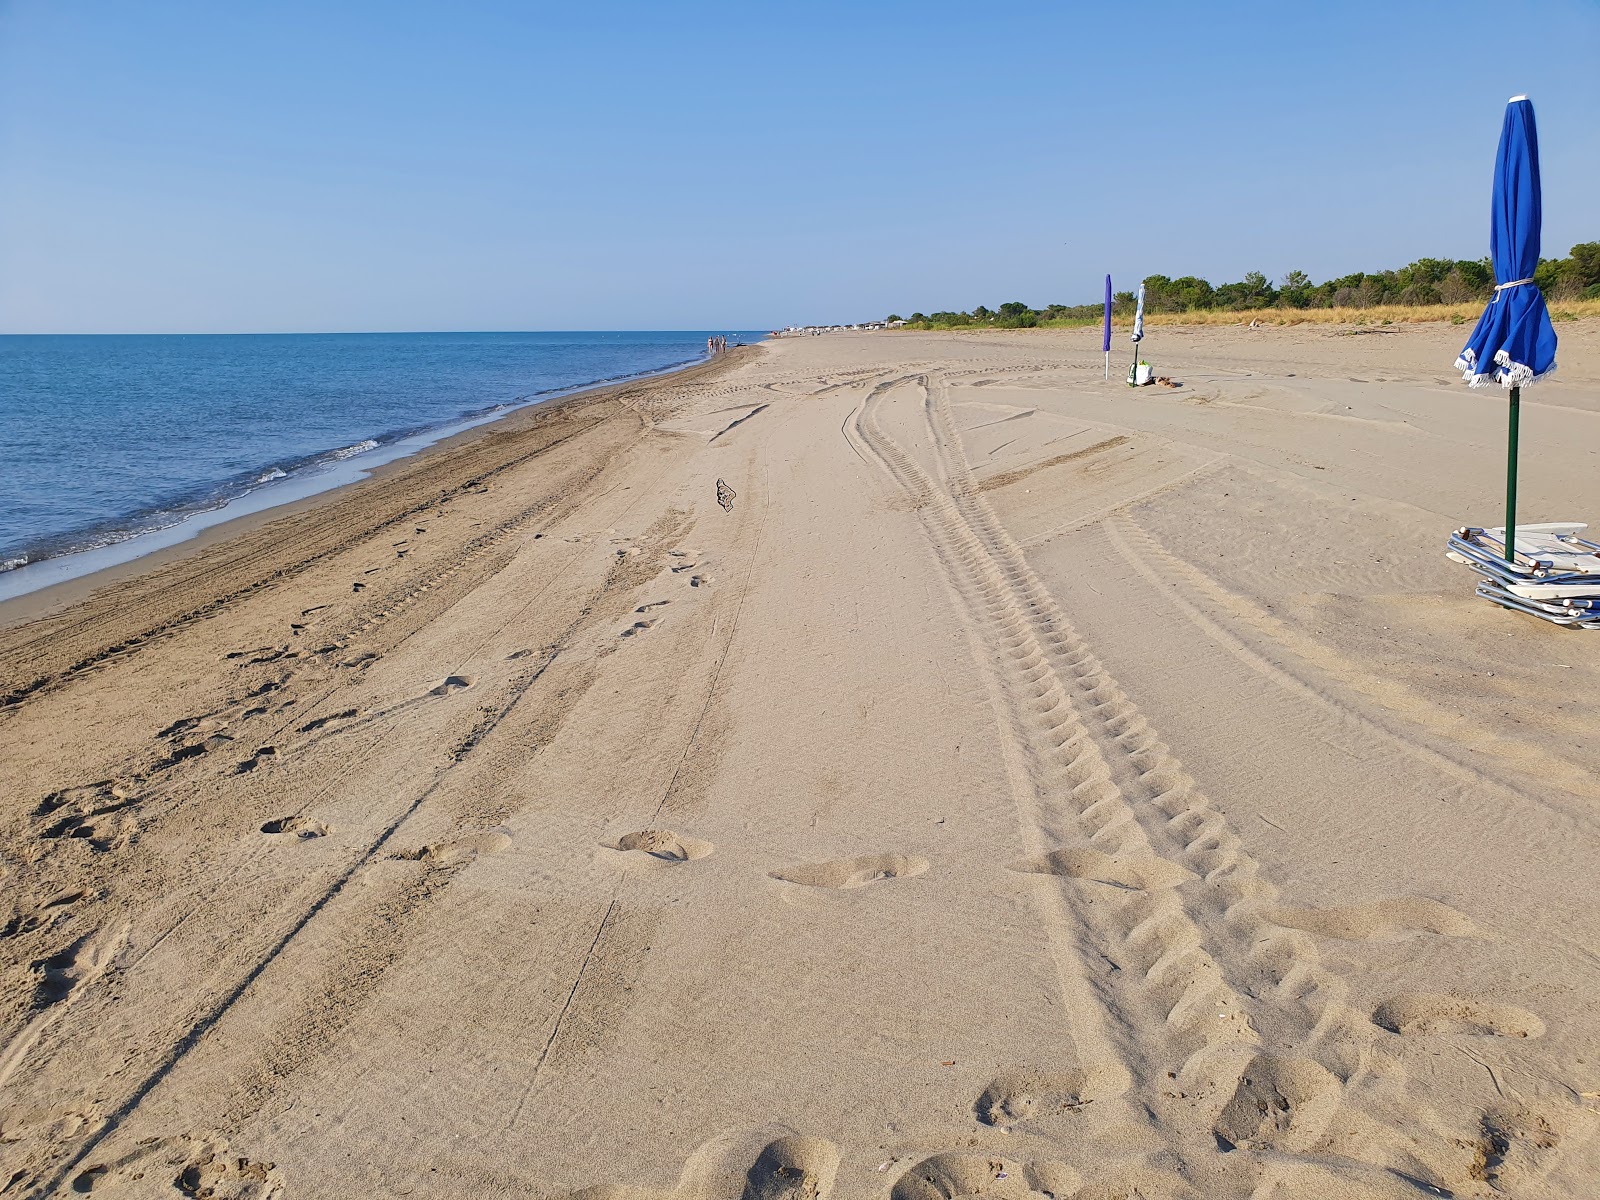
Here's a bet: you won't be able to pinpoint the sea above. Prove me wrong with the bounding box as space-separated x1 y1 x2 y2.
0 331 761 601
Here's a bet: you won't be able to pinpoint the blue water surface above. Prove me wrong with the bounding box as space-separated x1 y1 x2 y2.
0 331 759 577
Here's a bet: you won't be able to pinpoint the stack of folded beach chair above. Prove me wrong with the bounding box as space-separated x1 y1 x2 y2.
1447 523 1600 628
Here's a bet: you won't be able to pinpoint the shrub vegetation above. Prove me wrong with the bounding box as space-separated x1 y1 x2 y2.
896 243 1600 330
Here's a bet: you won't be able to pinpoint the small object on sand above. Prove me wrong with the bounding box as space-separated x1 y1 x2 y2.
716 478 736 513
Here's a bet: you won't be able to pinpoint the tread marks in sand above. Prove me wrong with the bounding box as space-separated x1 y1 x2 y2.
850 371 1494 1195
19 510 704 1196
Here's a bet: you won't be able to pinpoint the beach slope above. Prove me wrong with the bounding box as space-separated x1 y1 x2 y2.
3 326 1599 1199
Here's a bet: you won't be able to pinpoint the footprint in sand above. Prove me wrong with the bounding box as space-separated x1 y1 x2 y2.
740 1136 839 1200
689 574 712 588
32 923 128 1009
891 1153 1078 1200
72 1133 282 1198
156 713 229 739
1469 1103 1586 1192
0 1106 93 1173
636 600 671 613
37 781 132 820
976 1064 1127 1130
1011 847 1194 891
260 816 331 839
2 888 90 938
296 708 358 733
1372 993 1544 1039
613 829 714 862
37 784 140 851
394 829 511 864
1213 1053 1341 1154
234 747 277 774
429 674 476 696
556 1133 836 1200
770 854 929 890
1261 896 1477 941
620 620 657 638
223 646 276 662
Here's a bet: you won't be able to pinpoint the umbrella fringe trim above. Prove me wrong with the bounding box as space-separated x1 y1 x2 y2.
1456 351 1557 389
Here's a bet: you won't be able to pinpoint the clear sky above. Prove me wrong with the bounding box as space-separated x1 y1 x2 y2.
3 0 1597 333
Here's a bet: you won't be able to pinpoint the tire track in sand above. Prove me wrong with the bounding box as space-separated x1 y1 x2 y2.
1101 509 1600 820
852 372 1449 1196
19 507 702 1199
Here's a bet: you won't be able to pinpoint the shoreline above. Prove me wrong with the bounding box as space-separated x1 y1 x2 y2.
0 345 738 612
0 346 754 633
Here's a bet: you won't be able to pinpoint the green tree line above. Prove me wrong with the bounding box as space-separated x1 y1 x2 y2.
890 242 1600 329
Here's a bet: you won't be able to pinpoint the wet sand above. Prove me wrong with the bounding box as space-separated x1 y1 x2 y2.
3 323 1599 1199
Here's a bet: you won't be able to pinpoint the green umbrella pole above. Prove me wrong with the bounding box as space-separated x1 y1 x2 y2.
1505 386 1520 562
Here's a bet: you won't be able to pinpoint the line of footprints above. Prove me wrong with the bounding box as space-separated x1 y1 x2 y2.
575 832 1549 1198
605 828 1539 1039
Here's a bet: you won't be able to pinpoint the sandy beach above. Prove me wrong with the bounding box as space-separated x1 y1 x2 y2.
4 322 1600 1199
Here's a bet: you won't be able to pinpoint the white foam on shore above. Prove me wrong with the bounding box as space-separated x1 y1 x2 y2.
0 350 722 607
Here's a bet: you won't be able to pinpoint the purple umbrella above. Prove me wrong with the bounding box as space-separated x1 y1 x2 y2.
1102 275 1112 378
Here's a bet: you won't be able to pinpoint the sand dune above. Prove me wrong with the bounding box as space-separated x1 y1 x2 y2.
3 323 1599 1198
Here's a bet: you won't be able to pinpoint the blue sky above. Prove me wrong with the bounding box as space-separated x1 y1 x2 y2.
2 0 1597 333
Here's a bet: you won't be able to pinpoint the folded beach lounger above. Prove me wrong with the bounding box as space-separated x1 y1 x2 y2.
1475 583 1600 627
1446 544 1600 598
1446 522 1600 626
1472 585 1600 620
1454 524 1600 575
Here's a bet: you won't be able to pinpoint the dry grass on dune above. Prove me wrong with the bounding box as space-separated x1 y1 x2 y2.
1136 297 1600 328
907 298 1600 335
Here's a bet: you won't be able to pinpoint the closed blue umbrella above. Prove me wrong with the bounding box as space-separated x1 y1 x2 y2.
1456 96 1558 561
1102 275 1112 378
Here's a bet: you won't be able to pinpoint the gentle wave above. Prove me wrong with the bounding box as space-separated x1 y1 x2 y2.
0 333 759 588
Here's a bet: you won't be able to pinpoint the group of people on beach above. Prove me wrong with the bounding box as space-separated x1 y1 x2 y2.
707 335 728 354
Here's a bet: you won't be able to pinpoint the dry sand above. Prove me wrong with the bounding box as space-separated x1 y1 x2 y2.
3 322 1600 1199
